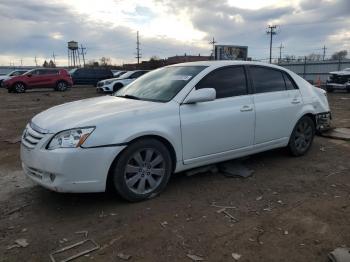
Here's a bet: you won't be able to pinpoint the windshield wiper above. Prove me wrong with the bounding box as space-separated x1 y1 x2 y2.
116 94 140 100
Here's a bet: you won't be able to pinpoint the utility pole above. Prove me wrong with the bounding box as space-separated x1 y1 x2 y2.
20 58 23 67
136 31 141 65
34 56 38 67
322 45 327 61
278 43 284 63
267 25 278 64
209 37 217 60
52 52 57 64
80 44 87 67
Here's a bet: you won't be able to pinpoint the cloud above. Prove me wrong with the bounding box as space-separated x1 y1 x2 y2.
0 0 349 66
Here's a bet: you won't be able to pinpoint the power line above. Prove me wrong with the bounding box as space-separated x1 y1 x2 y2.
136 31 141 65
266 25 278 64
209 37 217 60
80 44 87 67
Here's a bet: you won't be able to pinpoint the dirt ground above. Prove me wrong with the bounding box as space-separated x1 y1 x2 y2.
0 87 349 262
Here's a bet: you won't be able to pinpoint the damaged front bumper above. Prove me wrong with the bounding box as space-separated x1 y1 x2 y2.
316 111 331 132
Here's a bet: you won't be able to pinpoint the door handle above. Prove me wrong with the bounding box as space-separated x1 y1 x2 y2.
291 98 301 104
240 105 253 112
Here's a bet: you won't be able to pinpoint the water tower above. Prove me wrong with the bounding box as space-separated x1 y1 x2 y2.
67 41 81 68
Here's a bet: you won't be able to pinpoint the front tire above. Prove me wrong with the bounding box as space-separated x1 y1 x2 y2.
13 82 26 93
113 83 123 92
288 116 315 156
112 138 172 202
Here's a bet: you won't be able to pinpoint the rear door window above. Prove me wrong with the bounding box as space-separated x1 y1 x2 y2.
250 66 286 93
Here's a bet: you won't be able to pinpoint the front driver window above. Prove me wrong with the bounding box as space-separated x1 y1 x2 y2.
196 66 248 99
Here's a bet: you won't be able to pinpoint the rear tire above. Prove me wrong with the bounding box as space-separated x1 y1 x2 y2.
56 81 68 91
288 116 315 156
111 138 172 202
13 82 26 93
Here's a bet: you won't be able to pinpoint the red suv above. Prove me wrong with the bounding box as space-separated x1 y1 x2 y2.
3 68 73 93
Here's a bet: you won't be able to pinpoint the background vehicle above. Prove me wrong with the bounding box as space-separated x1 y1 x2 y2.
96 70 149 92
326 68 350 92
3 69 72 93
0 70 28 87
70 68 114 86
21 61 331 201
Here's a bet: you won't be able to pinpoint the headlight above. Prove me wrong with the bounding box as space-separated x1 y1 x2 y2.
105 80 113 85
47 127 95 150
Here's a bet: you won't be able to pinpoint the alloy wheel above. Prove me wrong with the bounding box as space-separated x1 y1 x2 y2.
15 83 25 93
294 119 313 152
57 82 67 91
124 148 165 195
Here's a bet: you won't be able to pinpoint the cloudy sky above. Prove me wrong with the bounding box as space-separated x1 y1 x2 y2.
0 0 349 66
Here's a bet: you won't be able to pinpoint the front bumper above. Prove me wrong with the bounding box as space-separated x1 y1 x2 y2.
96 84 113 93
21 138 126 193
316 111 332 132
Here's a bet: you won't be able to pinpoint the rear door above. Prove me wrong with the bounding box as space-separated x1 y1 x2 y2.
249 66 303 145
180 66 255 164
44 69 59 87
26 70 46 88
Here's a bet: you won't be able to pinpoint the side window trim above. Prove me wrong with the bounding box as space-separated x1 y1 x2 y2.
195 65 249 100
282 72 299 90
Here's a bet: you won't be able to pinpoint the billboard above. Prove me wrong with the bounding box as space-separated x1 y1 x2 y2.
215 45 248 61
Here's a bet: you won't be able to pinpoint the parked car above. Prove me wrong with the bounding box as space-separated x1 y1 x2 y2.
0 70 28 87
326 68 350 92
70 68 114 86
96 70 149 93
3 68 73 93
21 61 331 201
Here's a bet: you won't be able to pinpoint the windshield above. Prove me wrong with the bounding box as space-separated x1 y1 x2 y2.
23 69 36 75
117 71 134 79
115 66 207 102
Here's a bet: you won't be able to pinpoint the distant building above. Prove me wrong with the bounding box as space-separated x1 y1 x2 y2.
167 54 210 65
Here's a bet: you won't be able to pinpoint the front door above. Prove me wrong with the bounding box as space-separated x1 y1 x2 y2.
180 66 255 164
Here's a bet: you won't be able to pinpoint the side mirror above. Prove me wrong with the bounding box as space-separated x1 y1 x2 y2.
183 88 216 104
27 74 32 77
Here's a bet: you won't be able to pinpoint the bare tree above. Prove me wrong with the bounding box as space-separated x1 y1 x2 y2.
331 50 348 60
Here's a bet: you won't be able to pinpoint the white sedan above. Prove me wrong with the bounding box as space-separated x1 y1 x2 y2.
96 70 149 93
21 61 331 201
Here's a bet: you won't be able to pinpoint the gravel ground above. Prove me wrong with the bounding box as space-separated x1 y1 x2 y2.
0 87 349 262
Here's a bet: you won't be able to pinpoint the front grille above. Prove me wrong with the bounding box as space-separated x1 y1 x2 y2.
329 74 350 84
97 82 104 87
22 124 46 149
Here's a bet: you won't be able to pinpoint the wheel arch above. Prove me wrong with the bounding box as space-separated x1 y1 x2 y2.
288 112 316 142
105 134 177 191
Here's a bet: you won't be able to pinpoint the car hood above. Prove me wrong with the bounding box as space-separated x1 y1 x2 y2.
31 96 158 133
